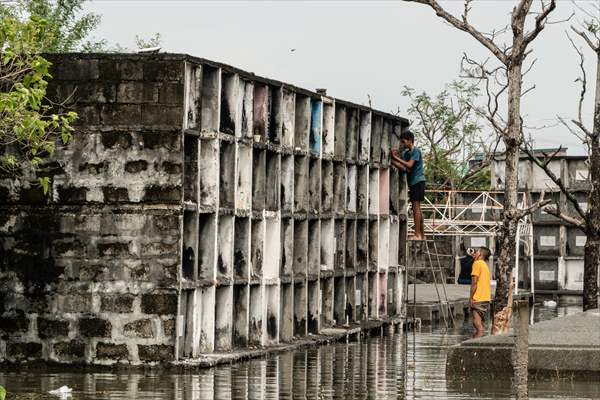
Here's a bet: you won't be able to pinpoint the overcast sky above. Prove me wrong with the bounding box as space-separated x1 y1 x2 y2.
86 0 598 155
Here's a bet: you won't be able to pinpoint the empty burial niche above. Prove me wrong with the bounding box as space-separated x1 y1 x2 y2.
219 140 235 209
357 165 369 215
380 119 391 165
334 219 345 272
294 156 309 213
293 219 308 277
369 168 379 215
355 273 367 321
268 85 283 144
281 88 295 148
234 217 250 281
241 79 254 139
265 284 280 345
322 100 335 156
345 218 357 271
378 217 389 270
389 218 399 268
321 160 334 213
182 210 198 281
264 217 281 280
379 168 390 215
236 143 252 211
334 104 347 159
333 162 346 213
220 71 239 135
358 110 371 162
199 139 219 210
265 151 280 211
308 158 321 213
320 277 334 327
281 155 294 212
215 285 233 351
280 282 294 342
368 220 378 270
200 65 220 135
293 281 307 337
368 271 377 318
309 98 322 155
345 276 356 323
199 286 216 353
252 149 266 211
320 219 334 271
356 219 368 271
295 93 310 151
249 284 263 346
217 215 234 281
253 83 268 141
370 115 383 163
251 218 264 280
184 135 198 203
389 168 400 216
280 217 294 278
346 108 359 160
233 284 249 347
198 213 217 280
307 280 320 334
184 64 201 130
333 277 346 325
378 272 387 316
307 219 320 278
178 289 195 358
346 165 357 212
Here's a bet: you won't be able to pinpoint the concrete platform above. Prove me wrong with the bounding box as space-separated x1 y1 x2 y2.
446 309 600 379
407 284 532 324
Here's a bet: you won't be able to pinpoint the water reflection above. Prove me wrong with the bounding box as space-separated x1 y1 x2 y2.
1 305 597 400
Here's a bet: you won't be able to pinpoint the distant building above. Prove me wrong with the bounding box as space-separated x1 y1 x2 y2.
489 148 589 293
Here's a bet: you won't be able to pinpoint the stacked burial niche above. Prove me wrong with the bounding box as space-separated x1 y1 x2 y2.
0 54 410 366
178 63 410 355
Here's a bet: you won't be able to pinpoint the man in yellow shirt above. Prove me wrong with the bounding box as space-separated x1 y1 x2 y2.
470 247 492 338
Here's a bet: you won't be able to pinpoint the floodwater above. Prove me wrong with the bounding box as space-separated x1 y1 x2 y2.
1 305 598 399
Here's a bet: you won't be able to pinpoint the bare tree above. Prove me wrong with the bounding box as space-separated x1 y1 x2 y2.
404 0 557 334
523 3 599 311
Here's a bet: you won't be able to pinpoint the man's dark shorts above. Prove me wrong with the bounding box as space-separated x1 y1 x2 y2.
409 181 425 202
470 301 490 322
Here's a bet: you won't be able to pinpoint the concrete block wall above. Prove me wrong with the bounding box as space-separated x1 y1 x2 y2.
0 54 185 365
0 53 410 365
489 154 591 292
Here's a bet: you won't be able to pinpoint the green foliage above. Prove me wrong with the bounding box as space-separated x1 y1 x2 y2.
0 385 5 400
135 32 162 49
2 0 105 52
402 81 491 190
0 13 77 190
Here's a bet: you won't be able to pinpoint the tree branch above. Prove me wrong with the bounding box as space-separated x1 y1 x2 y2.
521 145 587 220
403 0 508 64
521 0 557 51
543 205 586 231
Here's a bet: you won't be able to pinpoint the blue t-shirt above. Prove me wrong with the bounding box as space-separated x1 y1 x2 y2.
402 147 425 187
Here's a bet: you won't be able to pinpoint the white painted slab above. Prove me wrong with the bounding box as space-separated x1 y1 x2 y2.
539 236 556 247
539 270 555 281
576 236 587 247
470 237 486 247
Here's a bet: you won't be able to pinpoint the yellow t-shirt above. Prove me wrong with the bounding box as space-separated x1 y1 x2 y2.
471 260 491 302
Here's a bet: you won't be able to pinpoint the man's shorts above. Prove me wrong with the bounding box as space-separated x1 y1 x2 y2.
470 301 490 321
409 181 425 202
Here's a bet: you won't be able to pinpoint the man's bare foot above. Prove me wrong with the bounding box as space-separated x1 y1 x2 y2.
408 235 425 241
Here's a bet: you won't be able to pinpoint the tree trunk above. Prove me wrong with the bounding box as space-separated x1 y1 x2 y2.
492 60 523 335
583 52 600 311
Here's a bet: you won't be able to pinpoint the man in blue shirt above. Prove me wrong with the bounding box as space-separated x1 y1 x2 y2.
391 130 426 240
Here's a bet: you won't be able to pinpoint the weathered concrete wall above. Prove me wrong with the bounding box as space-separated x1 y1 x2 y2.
0 53 410 366
0 54 185 366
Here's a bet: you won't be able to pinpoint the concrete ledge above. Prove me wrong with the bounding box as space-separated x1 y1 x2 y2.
0 317 414 372
446 310 600 379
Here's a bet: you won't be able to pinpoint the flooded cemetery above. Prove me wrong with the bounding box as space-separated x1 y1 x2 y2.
0 52 599 398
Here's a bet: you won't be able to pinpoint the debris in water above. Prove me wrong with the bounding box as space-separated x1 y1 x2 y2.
543 300 557 307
